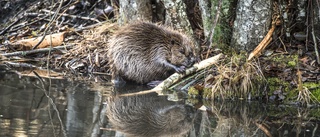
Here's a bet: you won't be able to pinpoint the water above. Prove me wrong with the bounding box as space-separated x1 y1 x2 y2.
0 70 319 137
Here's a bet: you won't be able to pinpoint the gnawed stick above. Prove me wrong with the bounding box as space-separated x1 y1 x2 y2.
247 24 275 61
247 15 280 61
120 53 223 96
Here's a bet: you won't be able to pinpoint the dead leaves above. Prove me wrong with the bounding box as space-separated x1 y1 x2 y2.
15 69 64 79
14 32 67 50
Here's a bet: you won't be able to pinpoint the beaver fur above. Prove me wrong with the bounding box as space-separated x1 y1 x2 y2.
107 22 196 85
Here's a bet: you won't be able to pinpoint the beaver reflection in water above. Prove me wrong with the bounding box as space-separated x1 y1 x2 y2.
107 22 197 85
106 94 197 137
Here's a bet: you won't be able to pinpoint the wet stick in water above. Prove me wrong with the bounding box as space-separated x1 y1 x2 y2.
120 53 223 96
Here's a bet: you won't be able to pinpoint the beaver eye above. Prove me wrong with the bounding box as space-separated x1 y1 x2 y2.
171 38 181 46
171 40 175 45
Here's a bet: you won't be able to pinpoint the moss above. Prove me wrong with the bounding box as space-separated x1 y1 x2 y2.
285 89 298 101
268 54 299 68
303 82 320 101
311 89 320 101
186 98 199 106
267 77 297 101
267 77 286 91
188 86 200 98
202 88 212 99
303 82 320 89
287 61 296 68
309 109 320 118
266 78 320 102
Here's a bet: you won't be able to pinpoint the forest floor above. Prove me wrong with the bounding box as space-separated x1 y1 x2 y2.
0 0 319 102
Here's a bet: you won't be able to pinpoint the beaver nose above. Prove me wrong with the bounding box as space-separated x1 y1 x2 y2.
186 57 196 67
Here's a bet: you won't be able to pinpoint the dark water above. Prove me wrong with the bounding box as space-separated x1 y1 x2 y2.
0 70 320 137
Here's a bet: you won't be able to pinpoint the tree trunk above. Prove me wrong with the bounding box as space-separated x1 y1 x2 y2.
163 0 193 34
118 0 153 24
117 0 201 53
199 0 213 38
118 0 194 36
231 0 272 51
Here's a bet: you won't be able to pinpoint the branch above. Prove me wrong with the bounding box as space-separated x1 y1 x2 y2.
311 0 320 64
247 24 275 61
1 45 73 57
247 15 280 61
120 53 223 96
41 9 100 23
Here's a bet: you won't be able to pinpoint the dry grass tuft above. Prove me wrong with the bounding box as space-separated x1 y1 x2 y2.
210 54 266 100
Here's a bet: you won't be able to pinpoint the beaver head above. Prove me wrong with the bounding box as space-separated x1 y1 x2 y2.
167 34 197 69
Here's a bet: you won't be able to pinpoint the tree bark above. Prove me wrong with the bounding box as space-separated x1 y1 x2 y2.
163 0 193 34
199 0 213 38
231 0 272 51
118 0 153 24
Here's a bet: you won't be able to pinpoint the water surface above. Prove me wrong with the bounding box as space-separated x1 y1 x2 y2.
0 70 319 137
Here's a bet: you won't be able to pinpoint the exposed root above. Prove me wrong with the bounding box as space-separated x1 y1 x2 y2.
297 70 320 104
296 86 320 105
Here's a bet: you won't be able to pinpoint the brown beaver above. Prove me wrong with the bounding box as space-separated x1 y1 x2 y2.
107 22 197 85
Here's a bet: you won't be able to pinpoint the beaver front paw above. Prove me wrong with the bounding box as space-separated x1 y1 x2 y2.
173 65 186 73
159 59 187 73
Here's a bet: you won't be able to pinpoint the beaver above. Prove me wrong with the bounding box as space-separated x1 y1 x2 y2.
107 22 197 85
106 94 197 137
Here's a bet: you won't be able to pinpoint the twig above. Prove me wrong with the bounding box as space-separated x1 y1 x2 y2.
305 0 310 51
310 0 320 64
1 45 73 57
316 0 320 20
312 123 318 137
41 9 100 23
206 0 223 59
247 15 280 61
32 1 63 50
9 14 50 33
0 18 21 35
33 70 67 137
255 122 272 137
3 61 37 68
172 69 206 90
120 53 223 96
30 28 49 50
74 20 114 32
